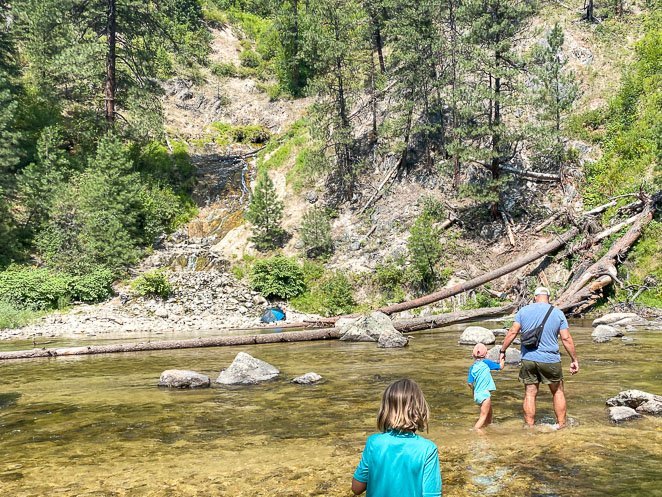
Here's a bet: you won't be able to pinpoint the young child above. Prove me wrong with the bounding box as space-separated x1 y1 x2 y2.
467 343 505 430
351 379 441 497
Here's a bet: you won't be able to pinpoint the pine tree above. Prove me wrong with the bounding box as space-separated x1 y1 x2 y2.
528 24 577 172
300 207 333 258
245 170 287 251
407 213 444 292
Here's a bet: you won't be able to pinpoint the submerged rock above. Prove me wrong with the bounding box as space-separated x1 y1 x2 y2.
487 345 521 364
339 312 394 342
158 370 211 388
459 326 496 345
292 372 323 385
217 352 279 385
606 389 662 414
608 406 641 424
377 328 409 348
591 324 623 342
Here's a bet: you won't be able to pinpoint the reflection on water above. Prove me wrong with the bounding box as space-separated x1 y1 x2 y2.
0 323 660 496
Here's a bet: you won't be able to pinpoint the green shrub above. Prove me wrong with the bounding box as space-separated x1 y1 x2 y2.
300 207 334 259
375 256 407 302
0 301 44 330
69 268 114 303
408 213 446 291
291 270 356 317
211 122 271 146
130 270 172 298
240 49 262 68
462 291 504 310
250 256 306 299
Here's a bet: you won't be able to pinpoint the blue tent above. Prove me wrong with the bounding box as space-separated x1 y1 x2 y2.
260 306 286 323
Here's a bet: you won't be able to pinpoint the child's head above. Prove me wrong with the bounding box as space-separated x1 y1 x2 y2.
472 343 488 359
377 379 430 433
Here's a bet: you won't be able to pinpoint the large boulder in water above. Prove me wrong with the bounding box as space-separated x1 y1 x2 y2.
159 370 211 388
591 324 623 342
459 326 495 345
377 327 409 348
339 312 395 342
606 390 662 416
487 345 521 364
217 352 279 385
608 406 642 423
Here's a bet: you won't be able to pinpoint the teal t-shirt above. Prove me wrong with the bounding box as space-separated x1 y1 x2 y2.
467 359 501 401
353 430 441 497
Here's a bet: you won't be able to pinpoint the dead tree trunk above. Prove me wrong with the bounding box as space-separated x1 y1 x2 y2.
556 207 655 313
377 226 580 315
392 305 514 332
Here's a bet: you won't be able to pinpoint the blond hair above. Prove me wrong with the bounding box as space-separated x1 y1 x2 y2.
377 379 430 433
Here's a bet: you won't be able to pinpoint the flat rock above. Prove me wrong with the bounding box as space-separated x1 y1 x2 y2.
606 389 662 409
339 312 395 342
216 352 279 385
591 324 623 342
608 406 642 423
377 328 409 348
636 399 662 416
459 326 495 345
592 313 640 326
158 369 211 388
487 345 521 364
292 372 323 385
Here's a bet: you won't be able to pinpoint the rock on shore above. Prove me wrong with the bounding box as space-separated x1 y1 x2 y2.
217 352 280 385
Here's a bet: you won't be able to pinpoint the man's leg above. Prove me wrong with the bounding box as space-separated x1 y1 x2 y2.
549 381 567 428
474 398 492 430
523 383 539 427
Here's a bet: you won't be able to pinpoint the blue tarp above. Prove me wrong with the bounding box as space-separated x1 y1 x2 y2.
260 307 286 323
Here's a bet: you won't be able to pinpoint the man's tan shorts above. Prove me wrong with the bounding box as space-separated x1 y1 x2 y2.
519 360 563 385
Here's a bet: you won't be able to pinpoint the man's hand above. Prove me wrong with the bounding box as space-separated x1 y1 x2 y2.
569 360 579 375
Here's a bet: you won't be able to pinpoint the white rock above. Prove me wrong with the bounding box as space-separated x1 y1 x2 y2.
377 328 409 348
592 313 639 326
216 352 279 385
459 326 496 345
292 372 323 384
487 345 521 364
608 406 641 423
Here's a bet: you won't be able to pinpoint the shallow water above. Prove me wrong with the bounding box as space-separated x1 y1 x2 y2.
0 322 660 497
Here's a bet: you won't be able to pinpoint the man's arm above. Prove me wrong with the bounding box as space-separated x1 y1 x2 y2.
559 328 579 374
500 322 521 356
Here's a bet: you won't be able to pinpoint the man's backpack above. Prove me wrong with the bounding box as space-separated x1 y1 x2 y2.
520 304 554 349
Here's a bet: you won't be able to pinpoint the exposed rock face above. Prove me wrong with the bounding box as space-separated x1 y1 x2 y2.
608 406 642 423
339 312 395 342
459 326 496 345
216 352 279 385
606 390 662 416
591 324 624 342
377 328 409 348
158 370 211 388
292 372 323 385
487 345 521 364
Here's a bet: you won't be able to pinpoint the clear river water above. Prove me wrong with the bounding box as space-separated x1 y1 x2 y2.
0 321 660 497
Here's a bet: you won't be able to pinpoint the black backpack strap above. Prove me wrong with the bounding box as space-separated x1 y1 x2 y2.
539 304 555 329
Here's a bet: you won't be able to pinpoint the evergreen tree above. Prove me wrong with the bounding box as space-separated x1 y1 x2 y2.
245 170 287 251
300 207 334 258
528 24 577 172
407 213 444 292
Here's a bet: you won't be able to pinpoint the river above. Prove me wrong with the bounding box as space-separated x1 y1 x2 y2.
0 321 660 496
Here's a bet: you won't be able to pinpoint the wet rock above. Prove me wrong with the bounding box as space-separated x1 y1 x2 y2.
636 399 662 416
487 345 521 364
592 313 640 326
591 325 623 342
339 312 395 342
377 328 409 348
292 372 323 385
159 370 211 388
459 326 495 345
606 389 662 410
608 406 641 424
216 352 279 385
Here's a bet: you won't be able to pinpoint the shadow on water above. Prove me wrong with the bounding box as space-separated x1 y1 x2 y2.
0 323 660 496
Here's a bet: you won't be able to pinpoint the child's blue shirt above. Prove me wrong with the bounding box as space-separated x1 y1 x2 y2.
353 429 441 497
467 359 501 400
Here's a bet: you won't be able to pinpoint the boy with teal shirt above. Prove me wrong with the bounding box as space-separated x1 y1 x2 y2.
467 343 505 430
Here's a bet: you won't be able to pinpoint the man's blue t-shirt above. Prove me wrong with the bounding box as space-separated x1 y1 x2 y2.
467 359 501 401
515 302 569 363
353 430 441 497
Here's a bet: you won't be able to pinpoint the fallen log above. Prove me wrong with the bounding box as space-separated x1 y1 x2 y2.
376 226 580 315
499 165 560 182
0 306 514 361
556 206 655 313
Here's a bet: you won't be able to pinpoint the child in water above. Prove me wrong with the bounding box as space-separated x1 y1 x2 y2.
467 343 505 430
351 379 442 497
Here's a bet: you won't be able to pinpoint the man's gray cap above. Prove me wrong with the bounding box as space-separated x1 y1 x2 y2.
534 286 550 296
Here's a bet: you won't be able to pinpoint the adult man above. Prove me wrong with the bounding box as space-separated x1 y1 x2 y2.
500 287 579 428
